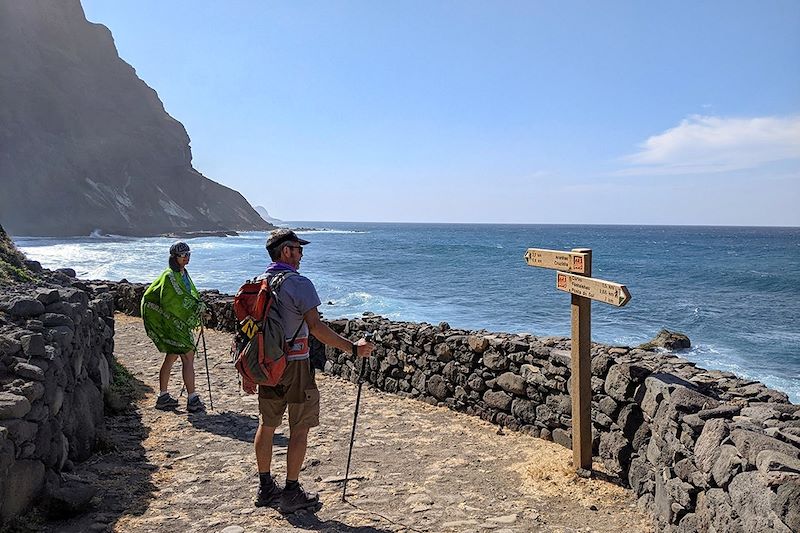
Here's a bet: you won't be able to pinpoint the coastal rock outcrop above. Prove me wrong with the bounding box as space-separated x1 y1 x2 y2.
638 329 691 351
0 0 272 237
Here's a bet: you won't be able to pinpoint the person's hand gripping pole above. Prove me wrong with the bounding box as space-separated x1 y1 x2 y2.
342 331 375 502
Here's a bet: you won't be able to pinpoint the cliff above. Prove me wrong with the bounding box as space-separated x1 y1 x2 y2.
0 0 272 237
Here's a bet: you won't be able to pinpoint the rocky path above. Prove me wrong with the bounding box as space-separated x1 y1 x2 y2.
45 314 651 533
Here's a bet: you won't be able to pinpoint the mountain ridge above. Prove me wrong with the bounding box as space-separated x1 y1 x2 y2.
0 0 272 237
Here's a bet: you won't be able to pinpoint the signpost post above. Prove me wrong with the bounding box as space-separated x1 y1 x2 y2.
525 247 631 472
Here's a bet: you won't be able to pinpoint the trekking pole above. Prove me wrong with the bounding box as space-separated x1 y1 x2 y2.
200 322 214 410
342 332 373 502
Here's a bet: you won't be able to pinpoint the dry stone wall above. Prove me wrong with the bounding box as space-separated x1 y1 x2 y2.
0 282 114 522
110 281 800 531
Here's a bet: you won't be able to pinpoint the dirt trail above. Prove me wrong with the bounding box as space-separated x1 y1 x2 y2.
46 314 652 533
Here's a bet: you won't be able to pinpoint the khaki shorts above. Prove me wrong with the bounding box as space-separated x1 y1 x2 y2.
258 359 320 429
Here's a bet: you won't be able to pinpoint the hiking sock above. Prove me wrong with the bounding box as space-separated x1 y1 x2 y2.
285 479 299 491
159 391 169 397
188 392 198 401
259 472 273 487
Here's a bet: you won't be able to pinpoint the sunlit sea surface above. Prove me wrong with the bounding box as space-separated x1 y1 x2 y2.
15 223 800 403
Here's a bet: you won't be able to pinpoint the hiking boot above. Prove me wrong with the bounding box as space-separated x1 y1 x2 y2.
186 395 205 413
254 477 282 508
280 483 320 514
155 393 178 410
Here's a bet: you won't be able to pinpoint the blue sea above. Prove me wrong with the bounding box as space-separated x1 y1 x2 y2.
15 223 800 403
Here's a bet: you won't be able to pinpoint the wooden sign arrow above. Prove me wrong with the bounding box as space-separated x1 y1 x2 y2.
525 248 588 274
556 271 631 307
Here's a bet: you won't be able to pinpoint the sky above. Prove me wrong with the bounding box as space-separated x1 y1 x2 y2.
81 1 800 226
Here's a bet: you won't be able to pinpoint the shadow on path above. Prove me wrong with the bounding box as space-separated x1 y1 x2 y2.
285 512 396 533
188 410 289 446
41 372 158 533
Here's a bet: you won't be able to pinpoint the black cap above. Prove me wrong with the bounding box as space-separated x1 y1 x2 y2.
266 229 310 251
169 241 190 256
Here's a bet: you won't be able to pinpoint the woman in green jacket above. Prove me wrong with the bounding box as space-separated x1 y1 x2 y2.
141 242 205 412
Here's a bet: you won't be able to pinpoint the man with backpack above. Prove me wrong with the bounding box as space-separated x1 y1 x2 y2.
251 229 375 513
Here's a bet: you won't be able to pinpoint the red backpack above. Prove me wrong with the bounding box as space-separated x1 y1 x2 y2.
231 272 303 388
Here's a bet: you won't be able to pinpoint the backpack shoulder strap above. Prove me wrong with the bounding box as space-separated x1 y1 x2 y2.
265 270 297 292
265 271 306 343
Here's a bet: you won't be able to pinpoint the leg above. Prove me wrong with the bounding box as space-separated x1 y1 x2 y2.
179 350 196 395
280 423 319 512
159 354 179 392
286 425 310 481
255 424 276 473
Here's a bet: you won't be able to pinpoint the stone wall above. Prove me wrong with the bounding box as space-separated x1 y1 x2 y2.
110 281 800 531
0 283 114 522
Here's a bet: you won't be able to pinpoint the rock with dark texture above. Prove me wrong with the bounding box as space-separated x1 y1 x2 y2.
42 480 97 518
0 392 32 420
483 390 512 411
0 459 45 522
8 299 45 317
638 329 691 351
730 429 800 465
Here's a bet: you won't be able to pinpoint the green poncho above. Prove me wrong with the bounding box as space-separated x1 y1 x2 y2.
141 268 202 354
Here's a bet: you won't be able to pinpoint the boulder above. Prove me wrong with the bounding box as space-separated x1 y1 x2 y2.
0 459 45 522
730 429 800 465
35 289 61 305
604 363 650 401
467 335 489 353
774 482 800 532
552 428 572 449
8 299 45 317
496 372 526 395
0 392 32 420
13 361 46 381
483 390 512 411
599 431 631 477
711 445 743 487
482 349 508 371
426 374 451 401
728 471 779 532
695 489 741 533
42 480 97 518
510 398 537 424
21 333 46 358
0 335 22 356
695 418 729 472
638 329 691 351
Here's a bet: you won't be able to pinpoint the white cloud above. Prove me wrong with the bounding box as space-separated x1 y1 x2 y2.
618 115 800 176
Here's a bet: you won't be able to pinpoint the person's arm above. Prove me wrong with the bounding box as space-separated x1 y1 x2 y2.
304 307 374 358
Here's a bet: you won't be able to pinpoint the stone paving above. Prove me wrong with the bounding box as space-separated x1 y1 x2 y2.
45 314 651 533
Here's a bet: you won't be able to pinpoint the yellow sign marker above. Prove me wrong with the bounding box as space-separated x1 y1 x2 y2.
525 248 588 274
240 317 258 339
556 272 631 307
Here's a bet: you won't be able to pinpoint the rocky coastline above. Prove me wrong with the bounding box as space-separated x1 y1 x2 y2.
1 262 798 530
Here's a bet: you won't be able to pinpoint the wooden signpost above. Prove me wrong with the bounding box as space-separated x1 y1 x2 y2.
525 247 631 472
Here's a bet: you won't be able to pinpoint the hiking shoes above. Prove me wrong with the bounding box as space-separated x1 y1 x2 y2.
186 395 206 413
280 483 320 514
254 477 282 508
154 393 179 410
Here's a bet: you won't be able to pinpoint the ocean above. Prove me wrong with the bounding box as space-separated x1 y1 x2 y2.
14 223 800 403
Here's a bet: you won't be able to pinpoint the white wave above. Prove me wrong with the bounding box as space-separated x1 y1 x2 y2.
295 229 368 235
